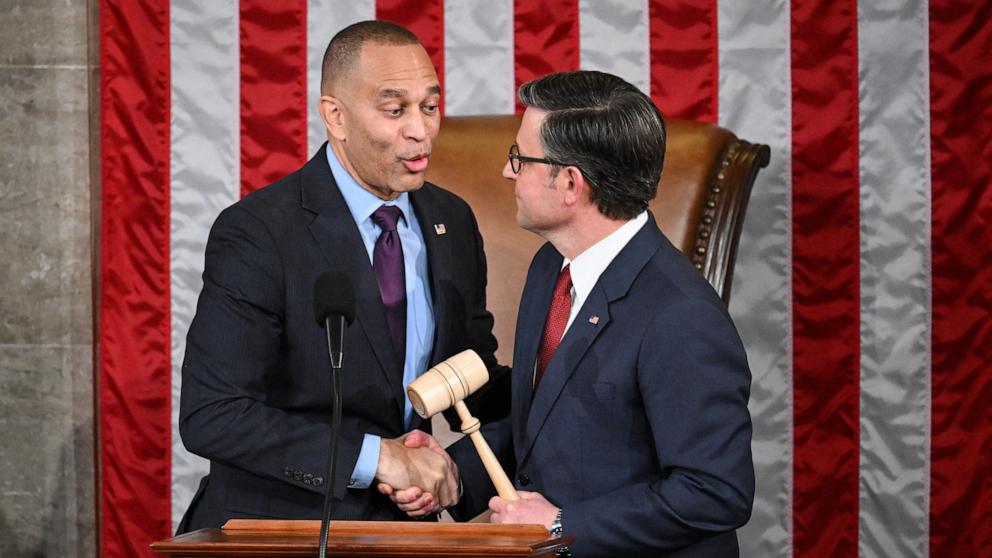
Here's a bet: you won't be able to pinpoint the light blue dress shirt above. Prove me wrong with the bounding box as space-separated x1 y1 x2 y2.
326 146 435 489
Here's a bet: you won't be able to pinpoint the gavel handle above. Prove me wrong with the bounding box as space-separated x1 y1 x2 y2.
454 401 519 501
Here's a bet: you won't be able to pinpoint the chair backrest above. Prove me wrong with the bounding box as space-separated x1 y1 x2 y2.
426 115 769 362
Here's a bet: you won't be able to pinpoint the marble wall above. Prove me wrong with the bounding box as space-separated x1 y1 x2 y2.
0 0 97 555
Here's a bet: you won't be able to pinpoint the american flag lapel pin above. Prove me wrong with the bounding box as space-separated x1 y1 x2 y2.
588 315 600 325
434 223 446 235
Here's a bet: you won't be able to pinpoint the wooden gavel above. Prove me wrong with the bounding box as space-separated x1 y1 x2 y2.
407 350 519 501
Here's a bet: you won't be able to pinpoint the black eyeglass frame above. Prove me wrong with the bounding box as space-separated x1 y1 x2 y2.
507 143 571 174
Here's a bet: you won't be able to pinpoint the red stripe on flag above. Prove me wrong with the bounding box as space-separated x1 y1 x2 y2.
240 0 309 197
98 0 172 555
648 0 718 122
377 0 445 116
513 0 580 114
928 2 992 556
790 1 861 556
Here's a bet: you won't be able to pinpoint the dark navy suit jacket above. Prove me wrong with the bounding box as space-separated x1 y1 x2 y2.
451 214 754 557
178 146 507 531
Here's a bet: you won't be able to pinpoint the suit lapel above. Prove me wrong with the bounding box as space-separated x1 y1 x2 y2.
519 285 612 463
300 146 406 417
511 247 559 456
409 187 451 365
516 214 665 464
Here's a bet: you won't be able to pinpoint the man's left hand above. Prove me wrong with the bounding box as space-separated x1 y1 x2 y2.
489 491 558 528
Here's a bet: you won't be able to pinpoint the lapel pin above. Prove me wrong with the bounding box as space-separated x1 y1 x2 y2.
588 315 600 325
434 223 446 235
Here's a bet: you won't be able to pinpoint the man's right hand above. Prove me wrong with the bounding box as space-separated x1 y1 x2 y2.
375 430 459 514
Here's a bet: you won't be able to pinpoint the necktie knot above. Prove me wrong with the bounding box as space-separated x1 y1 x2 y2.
372 205 403 232
553 265 572 299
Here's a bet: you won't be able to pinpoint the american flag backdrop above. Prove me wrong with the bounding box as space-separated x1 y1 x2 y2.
97 1 990 557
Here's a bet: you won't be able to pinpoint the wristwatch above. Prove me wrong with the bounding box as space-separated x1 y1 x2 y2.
549 508 570 557
549 508 563 536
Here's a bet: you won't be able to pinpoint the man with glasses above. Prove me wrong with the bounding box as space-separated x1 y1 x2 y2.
389 70 755 557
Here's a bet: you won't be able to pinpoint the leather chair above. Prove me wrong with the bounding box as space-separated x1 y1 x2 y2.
426 115 770 362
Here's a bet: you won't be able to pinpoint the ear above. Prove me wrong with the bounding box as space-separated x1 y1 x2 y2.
560 166 588 207
319 95 347 141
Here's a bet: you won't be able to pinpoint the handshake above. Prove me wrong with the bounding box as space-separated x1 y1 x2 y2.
374 429 457 517
369 351 552 523
371 350 516 518
372 428 560 527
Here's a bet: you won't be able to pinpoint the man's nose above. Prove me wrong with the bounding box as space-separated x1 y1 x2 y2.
404 113 431 141
502 159 517 180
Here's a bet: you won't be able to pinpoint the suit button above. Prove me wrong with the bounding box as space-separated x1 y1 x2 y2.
314 477 324 487
283 467 293 478
304 473 314 483
294 470 303 481
517 473 531 486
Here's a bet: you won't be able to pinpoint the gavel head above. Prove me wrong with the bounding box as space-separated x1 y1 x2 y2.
407 350 489 418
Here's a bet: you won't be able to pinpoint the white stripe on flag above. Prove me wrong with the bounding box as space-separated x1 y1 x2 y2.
170 0 241 531
579 0 650 95
307 0 376 155
856 1 932 556
717 1 793 556
444 0 515 116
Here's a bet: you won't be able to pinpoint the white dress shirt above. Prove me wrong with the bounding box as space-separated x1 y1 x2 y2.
560 211 648 336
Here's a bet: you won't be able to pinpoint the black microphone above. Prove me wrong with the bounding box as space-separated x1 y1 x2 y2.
313 271 356 368
312 271 355 558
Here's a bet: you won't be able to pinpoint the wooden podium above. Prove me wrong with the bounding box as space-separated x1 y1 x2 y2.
151 519 573 557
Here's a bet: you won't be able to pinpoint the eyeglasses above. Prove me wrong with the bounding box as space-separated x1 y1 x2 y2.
507 143 569 174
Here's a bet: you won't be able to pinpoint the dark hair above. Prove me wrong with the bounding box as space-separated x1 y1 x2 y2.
518 71 666 220
320 20 421 95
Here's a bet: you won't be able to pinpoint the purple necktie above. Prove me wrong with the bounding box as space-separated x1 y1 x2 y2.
371 205 406 362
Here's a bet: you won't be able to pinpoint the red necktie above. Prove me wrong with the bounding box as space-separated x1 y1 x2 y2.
535 265 572 389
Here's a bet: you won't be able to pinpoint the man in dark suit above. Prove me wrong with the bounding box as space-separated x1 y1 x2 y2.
390 71 754 556
177 21 506 531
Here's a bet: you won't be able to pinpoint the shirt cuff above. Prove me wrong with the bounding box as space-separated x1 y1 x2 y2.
349 433 381 489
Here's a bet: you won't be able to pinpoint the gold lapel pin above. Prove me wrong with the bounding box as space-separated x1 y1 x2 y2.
434 223 446 235
588 315 600 325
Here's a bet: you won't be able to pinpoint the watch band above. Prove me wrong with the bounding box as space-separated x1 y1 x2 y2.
549 508 570 557
549 508 563 536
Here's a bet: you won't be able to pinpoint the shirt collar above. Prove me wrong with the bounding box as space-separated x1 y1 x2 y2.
564 211 648 301
326 144 411 226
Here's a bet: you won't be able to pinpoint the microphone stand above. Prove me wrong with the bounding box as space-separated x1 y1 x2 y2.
318 316 345 558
